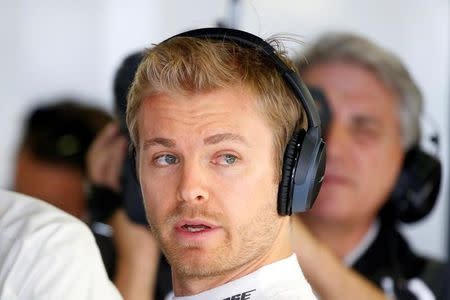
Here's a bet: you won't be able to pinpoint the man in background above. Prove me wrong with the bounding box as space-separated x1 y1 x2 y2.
13 100 111 221
292 32 445 300
5 103 121 300
12 100 120 277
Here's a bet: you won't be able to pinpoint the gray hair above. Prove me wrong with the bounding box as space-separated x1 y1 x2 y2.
296 32 422 150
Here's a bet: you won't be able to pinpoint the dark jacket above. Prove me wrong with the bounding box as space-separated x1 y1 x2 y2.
352 222 446 299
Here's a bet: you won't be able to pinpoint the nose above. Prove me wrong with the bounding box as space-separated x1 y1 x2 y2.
176 159 209 204
325 121 349 162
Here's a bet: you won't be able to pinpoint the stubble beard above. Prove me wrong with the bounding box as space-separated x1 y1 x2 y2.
149 200 280 280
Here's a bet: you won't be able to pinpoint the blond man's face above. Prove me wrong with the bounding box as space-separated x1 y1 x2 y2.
136 87 283 279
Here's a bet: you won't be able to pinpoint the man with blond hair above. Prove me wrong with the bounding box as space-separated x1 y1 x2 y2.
125 28 324 299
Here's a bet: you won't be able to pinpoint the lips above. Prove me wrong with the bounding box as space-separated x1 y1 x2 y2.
176 219 218 233
174 219 221 242
182 224 211 232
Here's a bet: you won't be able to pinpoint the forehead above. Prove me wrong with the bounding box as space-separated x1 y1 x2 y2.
137 87 271 141
302 61 399 117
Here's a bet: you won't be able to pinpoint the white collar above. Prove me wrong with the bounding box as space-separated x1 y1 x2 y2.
343 220 380 266
168 254 315 300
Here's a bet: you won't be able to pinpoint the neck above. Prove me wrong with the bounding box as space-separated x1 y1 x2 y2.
300 215 374 259
172 217 293 296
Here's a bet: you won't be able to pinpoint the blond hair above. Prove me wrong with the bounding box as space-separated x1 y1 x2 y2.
126 36 306 180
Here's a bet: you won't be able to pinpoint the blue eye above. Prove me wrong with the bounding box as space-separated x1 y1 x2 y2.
154 154 178 166
224 154 237 164
216 154 238 166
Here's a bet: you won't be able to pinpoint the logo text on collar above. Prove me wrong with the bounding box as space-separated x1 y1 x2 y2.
223 289 256 300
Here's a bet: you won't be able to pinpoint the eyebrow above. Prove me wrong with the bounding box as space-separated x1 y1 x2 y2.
351 115 381 127
142 133 247 150
143 137 176 150
204 133 247 145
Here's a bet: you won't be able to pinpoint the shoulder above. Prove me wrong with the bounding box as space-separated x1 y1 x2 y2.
387 227 446 298
0 190 98 261
1 189 84 228
266 280 317 300
354 223 445 299
260 255 317 299
0 190 90 251
266 287 317 300
0 190 122 300
416 256 447 299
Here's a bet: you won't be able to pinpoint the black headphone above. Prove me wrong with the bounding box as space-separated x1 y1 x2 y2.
134 28 326 216
381 143 442 223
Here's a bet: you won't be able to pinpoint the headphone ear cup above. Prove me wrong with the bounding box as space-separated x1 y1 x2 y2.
278 130 305 216
130 145 139 183
291 129 326 213
122 144 148 225
383 146 441 223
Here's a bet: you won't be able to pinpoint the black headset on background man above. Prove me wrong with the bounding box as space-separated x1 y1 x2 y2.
132 27 327 217
381 142 442 223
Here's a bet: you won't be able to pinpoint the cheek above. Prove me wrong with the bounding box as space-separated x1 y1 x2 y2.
140 174 176 223
216 167 278 216
357 144 404 199
355 139 402 173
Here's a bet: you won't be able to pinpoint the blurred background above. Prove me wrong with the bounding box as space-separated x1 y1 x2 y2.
0 0 448 261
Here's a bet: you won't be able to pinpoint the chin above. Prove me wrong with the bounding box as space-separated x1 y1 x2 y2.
307 194 354 222
172 251 227 278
